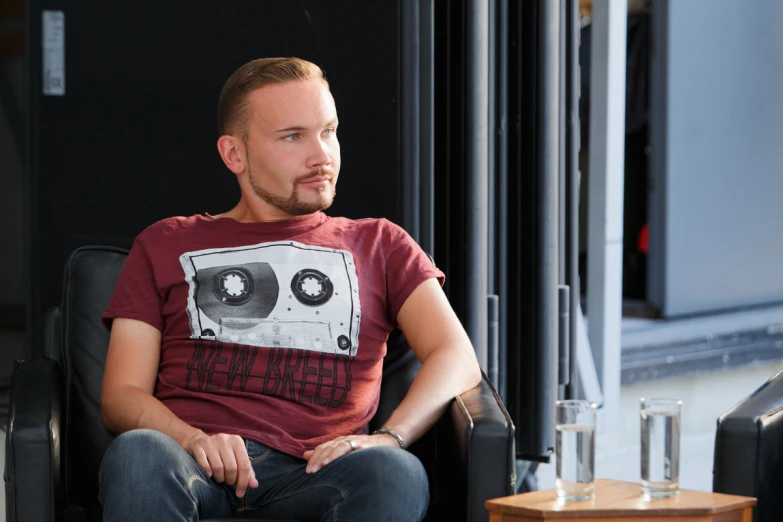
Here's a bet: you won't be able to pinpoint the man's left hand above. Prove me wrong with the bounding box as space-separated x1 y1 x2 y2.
303 433 400 474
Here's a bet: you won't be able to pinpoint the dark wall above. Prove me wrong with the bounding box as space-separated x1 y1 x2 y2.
29 1 403 354
28 0 571 468
0 55 24 327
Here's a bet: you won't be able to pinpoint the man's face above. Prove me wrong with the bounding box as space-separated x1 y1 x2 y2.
242 79 340 217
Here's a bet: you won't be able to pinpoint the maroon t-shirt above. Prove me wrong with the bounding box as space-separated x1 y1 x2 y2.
102 211 444 457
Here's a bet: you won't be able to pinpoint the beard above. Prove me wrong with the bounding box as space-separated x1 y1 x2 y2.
248 167 336 217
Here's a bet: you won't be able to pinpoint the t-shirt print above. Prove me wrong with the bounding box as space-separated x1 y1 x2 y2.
102 213 445 454
179 240 362 358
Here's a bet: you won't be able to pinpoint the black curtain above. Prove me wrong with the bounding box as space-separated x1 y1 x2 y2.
27 1 405 355
433 0 573 463
28 0 578 469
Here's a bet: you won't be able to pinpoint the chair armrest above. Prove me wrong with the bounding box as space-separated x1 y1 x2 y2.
434 373 515 522
4 358 64 522
714 369 783 522
44 307 63 365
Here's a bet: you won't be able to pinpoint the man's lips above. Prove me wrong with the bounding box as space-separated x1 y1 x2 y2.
299 176 332 186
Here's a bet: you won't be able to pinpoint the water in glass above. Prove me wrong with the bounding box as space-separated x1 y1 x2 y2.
556 423 595 501
641 409 680 498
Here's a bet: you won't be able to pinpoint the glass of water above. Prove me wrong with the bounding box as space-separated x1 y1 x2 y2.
640 398 682 499
555 400 597 503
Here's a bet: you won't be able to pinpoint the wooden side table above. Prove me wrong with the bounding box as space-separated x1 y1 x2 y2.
485 479 756 521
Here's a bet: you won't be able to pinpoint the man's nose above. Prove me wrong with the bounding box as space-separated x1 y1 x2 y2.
306 137 332 169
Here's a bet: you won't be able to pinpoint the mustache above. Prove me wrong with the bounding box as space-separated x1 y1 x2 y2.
296 168 337 183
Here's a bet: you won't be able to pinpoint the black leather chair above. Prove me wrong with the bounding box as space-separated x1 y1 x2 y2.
713 368 783 522
5 246 516 522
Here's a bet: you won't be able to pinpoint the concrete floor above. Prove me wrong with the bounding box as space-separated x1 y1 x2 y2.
536 302 783 494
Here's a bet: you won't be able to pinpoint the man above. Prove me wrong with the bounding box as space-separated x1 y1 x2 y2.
99 57 481 521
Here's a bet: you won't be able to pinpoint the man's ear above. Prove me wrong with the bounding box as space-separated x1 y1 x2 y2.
217 135 246 175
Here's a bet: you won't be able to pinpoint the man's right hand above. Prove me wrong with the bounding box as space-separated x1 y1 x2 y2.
184 431 259 498
102 319 260 498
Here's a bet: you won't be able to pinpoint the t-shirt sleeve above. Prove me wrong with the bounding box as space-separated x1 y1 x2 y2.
382 220 446 326
102 237 164 332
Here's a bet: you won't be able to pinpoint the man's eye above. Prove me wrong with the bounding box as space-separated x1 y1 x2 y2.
323 128 336 137
284 134 299 141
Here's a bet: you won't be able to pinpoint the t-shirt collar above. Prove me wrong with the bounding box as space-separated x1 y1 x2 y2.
202 211 328 236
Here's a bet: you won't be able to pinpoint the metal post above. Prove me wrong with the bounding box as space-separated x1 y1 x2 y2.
401 0 421 242
487 0 499 388
648 0 669 312
557 0 568 401
586 0 627 431
488 0 496 296
465 0 489 369
558 0 568 289
497 0 510 403
565 0 581 399
419 0 435 257
537 0 561 450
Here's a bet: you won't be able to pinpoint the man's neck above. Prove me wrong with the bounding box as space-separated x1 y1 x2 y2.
213 198 316 223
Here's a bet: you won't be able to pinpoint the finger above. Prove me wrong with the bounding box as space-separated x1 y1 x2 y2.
219 442 239 487
321 441 351 467
231 439 255 498
192 447 213 478
306 443 333 474
303 450 314 460
308 440 348 473
206 445 225 484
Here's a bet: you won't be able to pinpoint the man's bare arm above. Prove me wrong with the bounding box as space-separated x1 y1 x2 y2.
101 318 195 443
101 318 258 497
304 278 481 472
378 278 482 445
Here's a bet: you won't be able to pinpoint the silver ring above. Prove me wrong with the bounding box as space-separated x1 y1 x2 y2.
346 439 357 451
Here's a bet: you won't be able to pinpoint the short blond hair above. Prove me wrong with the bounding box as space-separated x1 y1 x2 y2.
218 57 329 140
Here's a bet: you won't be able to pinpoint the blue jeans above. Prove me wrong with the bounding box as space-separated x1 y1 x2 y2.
98 429 429 521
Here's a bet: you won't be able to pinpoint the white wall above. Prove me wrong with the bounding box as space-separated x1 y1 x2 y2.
649 0 783 317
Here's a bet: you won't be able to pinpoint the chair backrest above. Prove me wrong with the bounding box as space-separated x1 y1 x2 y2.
59 246 128 517
56 246 428 516
714 369 783 522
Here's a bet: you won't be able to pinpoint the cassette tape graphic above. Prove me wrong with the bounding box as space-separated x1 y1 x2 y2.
179 241 361 356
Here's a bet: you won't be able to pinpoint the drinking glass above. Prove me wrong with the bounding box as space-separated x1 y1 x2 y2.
555 400 597 502
640 398 682 499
